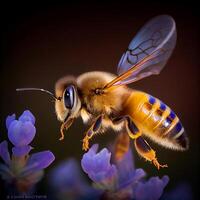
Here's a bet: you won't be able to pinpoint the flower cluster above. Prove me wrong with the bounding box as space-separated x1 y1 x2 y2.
0 110 193 199
48 143 170 200
81 144 169 200
0 110 55 194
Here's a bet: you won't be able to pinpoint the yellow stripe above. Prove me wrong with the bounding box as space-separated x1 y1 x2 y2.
153 108 171 130
143 100 160 123
126 121 141 139
173 128 184 139
134 94 148 115
163 117 179 136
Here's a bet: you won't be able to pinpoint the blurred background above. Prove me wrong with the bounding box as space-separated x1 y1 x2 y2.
0 1 199 199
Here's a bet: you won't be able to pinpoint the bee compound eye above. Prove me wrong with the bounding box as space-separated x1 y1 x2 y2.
64 85 75 109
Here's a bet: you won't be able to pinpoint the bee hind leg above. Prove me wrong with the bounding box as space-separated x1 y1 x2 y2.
82 115 103 151
113 116 167 169
134 136 168 170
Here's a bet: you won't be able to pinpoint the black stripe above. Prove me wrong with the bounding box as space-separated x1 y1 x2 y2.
127 118 139 134
167 126 178 138
135 136 151 153
176 131 188 150
167 121 183 139
93 116 102 132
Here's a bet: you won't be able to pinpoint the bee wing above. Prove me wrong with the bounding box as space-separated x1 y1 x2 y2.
104 15 176 89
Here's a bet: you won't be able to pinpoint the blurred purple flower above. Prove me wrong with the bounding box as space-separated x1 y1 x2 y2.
81 144 169 200
0 110 55 194
0 140 11 165
49 158 102 200
116 147 146 190
134 176 169 200
161 182 193 200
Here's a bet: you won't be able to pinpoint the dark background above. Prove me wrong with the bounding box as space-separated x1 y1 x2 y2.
0 1 199 199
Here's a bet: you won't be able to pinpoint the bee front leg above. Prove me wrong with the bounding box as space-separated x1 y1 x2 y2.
82 115 103 151
134 136 168 170
59 118 74 141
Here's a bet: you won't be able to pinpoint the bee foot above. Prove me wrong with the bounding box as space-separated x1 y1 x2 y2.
59 136 64 141
153 159 168 170
59 130 65 141
82 136 90 151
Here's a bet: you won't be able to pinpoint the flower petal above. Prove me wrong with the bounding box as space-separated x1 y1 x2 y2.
50 159 82 189
6 114 16 130
0 141 11 165
0 163 13 181
81 144 99 173
116 148 135 184
8 120 36 146
23 151 55 174
19 110 35 125
89 164 117 183
134 175 169 200
81 144 117 186
88 144 99 154
118 168 146 190
93 148 111 173
12 145 33 157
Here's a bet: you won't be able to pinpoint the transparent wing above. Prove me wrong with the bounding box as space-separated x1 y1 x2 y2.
104 15 176 88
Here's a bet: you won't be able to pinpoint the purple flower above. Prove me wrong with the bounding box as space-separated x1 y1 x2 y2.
81 144 169 199
49 159 101 200
0 141 11 165
50 159 82 191
8 120 36 147
7 110 36 148
0 110 55 193
161 182 193 200
12 145 33 157
134 176 169 200
81 144 117 189
115 148 146 190
6 110 35 130
23 151 55 174
6 114 16 130
18 110 35 125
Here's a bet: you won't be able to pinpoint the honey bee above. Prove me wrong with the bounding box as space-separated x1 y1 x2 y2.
17 15 189 169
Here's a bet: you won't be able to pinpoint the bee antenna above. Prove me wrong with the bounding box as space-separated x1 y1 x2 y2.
16 88 61 101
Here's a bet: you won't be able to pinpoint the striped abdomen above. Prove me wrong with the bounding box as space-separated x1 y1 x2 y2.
124 91 189 150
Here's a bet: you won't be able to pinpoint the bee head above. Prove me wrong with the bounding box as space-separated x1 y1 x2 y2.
55 76 81 122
